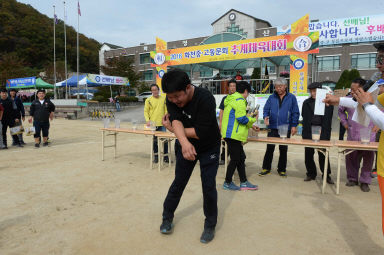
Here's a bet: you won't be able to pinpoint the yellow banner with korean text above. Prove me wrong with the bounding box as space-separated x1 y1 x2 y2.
154 37 168 91
151 32 319 67
290 54 309 94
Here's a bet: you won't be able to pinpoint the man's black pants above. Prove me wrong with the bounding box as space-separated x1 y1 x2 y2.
33 121 50 139
305 147 331 178
2 120 19 147
339 123 346 141
220 140 229 161
153 126 168 159
262 128 290 172
225 138 247 183
162 140 220 229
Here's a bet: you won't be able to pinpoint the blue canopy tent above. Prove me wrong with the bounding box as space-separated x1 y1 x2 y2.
56 74 130 99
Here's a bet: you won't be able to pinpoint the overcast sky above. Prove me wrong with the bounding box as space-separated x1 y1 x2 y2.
18 0 384 47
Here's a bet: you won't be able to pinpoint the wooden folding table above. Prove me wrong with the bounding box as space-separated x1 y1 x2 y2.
247 137 334 194
334 141 379 195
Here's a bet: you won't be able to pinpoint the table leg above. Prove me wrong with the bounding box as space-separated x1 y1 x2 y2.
158 137 161 172
337 149 342 195
114 132 117 159
101 130 105 161
224 140 228 172
168 138 172 168
150 135 153 169
322 148 329 194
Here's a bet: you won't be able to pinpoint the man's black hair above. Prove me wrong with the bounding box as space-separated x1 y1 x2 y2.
9 88 17 92
308 82 322 90
37 89 46 94
228 79 237 86
352 77 366 87
161 69 191 93
236 81 251 94
0 88 7 93
150 84 160 90
374 43 384 52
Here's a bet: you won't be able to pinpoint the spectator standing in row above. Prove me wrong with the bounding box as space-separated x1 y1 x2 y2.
218 79 237 165
259 78 300 177
0 103 4 149
235 70 243 81
338 78 377 192
0 89 22 148
221 81 259 191
144 84 169 163
9 89 26 145
114 95 121 112
301 82 334 184
29 89 55 148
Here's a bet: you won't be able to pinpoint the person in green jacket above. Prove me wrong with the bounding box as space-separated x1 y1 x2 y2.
221 81 259 191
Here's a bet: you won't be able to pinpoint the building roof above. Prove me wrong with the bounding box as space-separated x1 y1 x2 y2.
103 43 123 49
211 9 272 27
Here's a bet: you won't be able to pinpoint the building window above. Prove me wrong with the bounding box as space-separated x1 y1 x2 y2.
121 55 135 63
351 53 377 69
267 66 276 74
317 56 340 71
139 53 151 64
141 70 153 81
226 23 247 38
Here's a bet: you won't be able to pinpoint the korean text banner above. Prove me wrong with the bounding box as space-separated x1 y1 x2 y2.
290 54 308 95
278 14 384 46
6 77 36 88
151 32 319 67
87 74 129 86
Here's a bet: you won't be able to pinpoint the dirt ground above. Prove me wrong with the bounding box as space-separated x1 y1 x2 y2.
1 118 384 255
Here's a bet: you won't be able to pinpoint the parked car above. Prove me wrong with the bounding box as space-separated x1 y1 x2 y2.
135 91 152 102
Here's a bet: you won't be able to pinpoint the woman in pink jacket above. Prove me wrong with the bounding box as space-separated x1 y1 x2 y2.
338 78 377 192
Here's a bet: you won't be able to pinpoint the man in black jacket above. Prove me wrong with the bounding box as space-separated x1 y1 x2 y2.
29 89 55 148
301 82 334 184
0 89 22 148
9 89 26 145
159 69 221 244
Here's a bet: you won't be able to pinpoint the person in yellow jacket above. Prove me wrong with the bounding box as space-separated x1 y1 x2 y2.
144 84 168 163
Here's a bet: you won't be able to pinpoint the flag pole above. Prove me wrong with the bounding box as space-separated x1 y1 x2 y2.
53 5 57 99
76 1 80 100
64 1 68 99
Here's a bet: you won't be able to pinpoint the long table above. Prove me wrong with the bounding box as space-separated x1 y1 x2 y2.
100 128 176 171
334 141 379 195
247 137 334 194
100 128 380 195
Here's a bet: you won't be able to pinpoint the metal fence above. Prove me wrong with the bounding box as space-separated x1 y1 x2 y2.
195 78 289 95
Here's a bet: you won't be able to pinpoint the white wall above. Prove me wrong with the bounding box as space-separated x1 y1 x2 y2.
99 44 111 74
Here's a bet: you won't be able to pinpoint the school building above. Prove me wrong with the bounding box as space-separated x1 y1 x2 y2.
99 9 384 92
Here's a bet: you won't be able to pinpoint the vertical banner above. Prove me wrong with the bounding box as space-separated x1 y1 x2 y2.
290 54 308 94
290 14 310 94
291 14 309 34
151 37 168 92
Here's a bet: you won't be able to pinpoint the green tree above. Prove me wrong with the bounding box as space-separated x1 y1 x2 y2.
0 0 101 78
251 67 261 79
335 70 350 90
0 53 39 88
101 57 141 95
348 69 361 85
